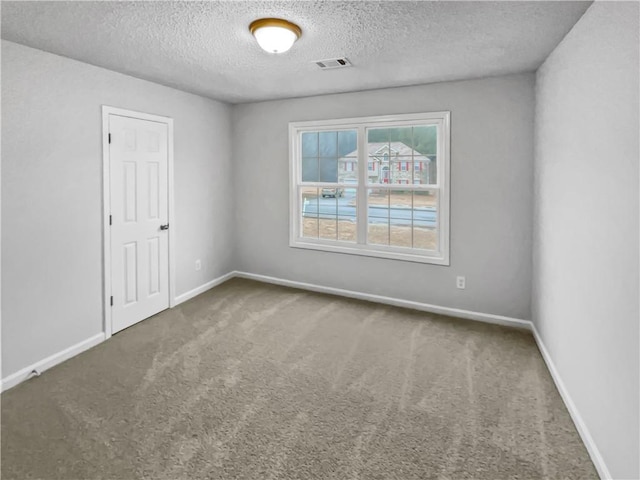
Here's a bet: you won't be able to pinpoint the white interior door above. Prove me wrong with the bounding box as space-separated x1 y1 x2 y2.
109 114 169 333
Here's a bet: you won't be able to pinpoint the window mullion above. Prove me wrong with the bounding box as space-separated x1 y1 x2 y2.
356 125 368 244
411 190 414 248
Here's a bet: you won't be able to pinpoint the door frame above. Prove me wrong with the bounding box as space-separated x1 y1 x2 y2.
101 105 176 339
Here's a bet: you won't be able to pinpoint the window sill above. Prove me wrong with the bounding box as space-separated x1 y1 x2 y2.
289 238 450 266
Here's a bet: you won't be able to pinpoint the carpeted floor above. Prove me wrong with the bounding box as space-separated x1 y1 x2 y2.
2 278 596 479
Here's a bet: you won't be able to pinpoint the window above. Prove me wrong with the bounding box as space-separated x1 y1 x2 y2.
290 112 450 265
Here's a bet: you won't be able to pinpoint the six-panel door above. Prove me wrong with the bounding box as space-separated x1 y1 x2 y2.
109 114 169 333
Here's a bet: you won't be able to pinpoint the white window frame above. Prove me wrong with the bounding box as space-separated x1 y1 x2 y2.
289 111 450 265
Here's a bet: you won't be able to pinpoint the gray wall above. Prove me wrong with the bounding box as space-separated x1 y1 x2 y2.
533 2 639 478
1 41 234 378
233 73 535 320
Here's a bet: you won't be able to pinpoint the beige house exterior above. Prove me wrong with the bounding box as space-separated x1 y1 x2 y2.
338 142 435 185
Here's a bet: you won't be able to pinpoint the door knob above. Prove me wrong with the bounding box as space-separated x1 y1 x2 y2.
160 224 169 230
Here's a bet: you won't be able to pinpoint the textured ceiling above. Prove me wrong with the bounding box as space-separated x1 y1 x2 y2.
2 1 591 104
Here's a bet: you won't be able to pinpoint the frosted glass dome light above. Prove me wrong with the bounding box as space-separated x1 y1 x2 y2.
250 18 301 54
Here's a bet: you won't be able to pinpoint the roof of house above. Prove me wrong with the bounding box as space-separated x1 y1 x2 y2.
340 142 431 161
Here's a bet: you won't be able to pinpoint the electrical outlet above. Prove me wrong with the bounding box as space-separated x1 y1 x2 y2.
456 276 466 289
195 259 201 271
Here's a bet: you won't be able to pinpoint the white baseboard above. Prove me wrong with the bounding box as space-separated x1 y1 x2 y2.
234 271 532 330
1 332 105 393
531 325 611 480
174 271 236 306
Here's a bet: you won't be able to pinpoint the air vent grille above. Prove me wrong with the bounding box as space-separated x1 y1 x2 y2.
315 57 352 70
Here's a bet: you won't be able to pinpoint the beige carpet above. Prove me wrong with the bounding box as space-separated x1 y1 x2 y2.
2 278 596 479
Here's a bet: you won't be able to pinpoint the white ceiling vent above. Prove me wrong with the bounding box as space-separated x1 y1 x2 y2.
314 58 352 70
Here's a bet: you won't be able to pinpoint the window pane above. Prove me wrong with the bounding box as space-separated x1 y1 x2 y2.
413 227 437 250
367 153 418 185
368 226 389 245
367 188 388 218
319 131 338 157
337 130 358 184
387 157 413 185
338 158 358 183
319 157 338 183
367 128 390 144
367 188 389 245
303 129 358 183
338 218 356 242
367 128 390 186
392 126 413 148
343 186 358 202
302 132 318 157
413 125 437 156
301 187 319 238
412 189 437 208
413 190 438 250
303 218 319 238
368 222 389 245
413 155 437 185
302 156 319 182
338 130 357 157
389 191 413 247
367 156 391 185
337 187 357 242
319 219 336 240
318 192 337 240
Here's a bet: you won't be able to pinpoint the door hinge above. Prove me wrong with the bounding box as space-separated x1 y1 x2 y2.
110 296 113 306
109 214 112 225
108 133 111 144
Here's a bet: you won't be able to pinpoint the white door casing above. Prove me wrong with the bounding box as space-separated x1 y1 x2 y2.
103 108 174 335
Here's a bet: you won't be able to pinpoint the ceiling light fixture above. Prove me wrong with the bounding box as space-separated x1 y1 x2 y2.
249 18 301 54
